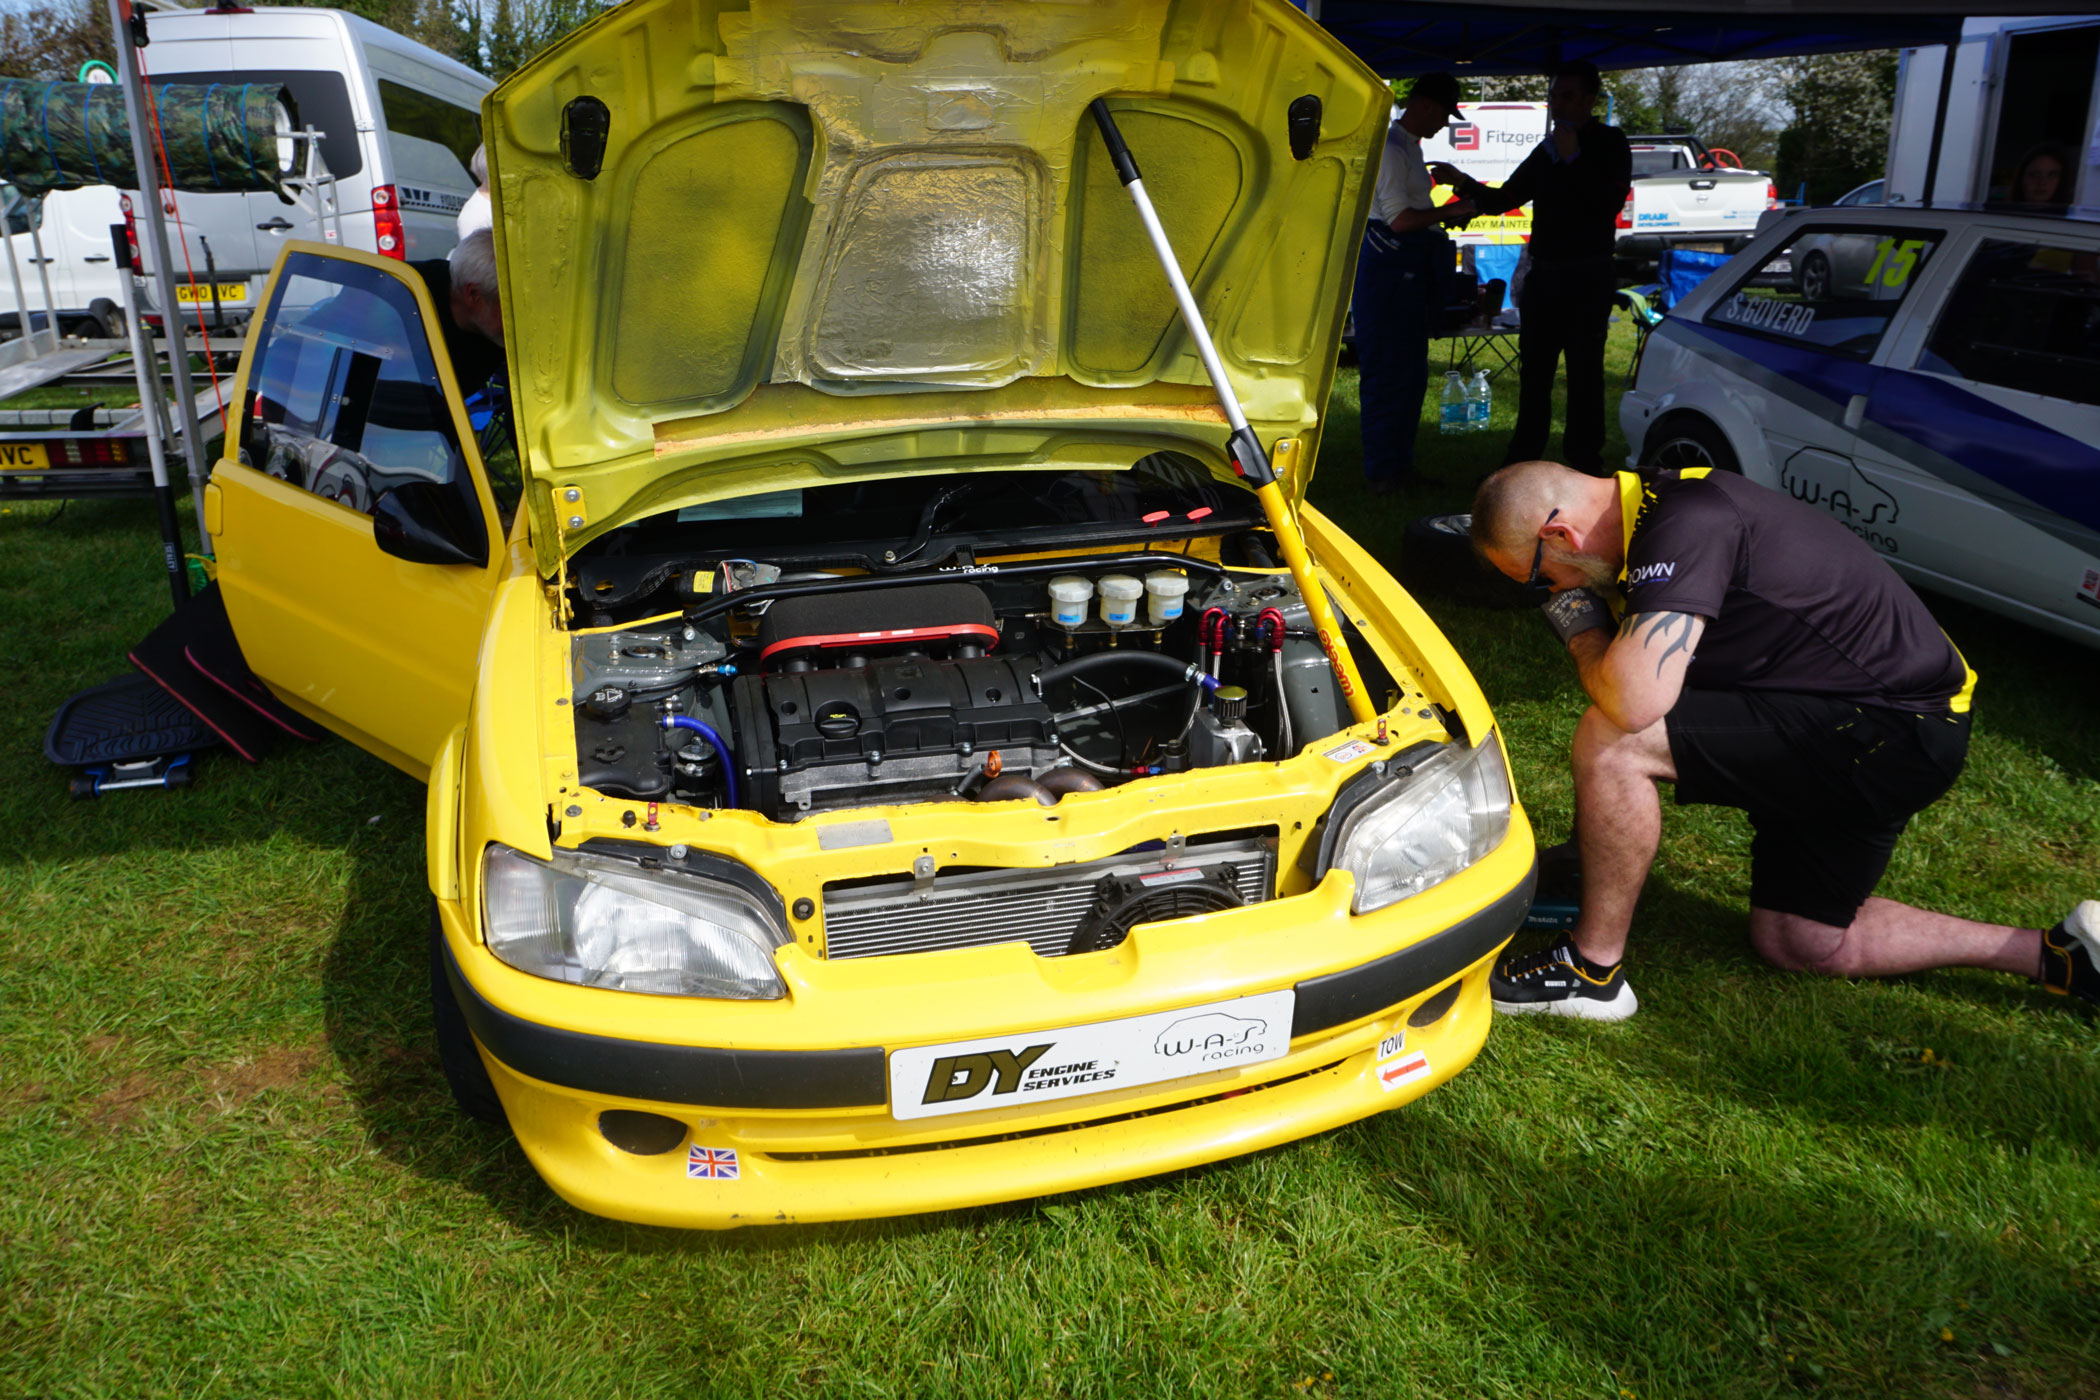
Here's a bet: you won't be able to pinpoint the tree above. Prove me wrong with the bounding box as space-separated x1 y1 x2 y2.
450 0 619 79
1773 51 1899 205
0 0 112 83
1616 62 1783 170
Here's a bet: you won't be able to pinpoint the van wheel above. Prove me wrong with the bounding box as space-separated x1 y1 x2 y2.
429 900 509 1126
1641 415 1740 475
86 301 124 341
1399 513 1533 610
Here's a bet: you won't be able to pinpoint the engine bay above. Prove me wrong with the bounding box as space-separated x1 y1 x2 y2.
569 555 1379 822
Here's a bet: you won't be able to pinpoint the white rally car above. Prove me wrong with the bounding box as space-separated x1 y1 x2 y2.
1622 203 2100 647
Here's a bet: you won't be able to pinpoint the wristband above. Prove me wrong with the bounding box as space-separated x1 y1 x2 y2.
1540 588 1611 646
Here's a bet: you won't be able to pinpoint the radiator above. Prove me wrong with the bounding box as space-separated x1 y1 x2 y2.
820 834 1277 961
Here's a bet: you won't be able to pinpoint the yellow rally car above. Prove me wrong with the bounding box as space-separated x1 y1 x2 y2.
202 0 1535 1227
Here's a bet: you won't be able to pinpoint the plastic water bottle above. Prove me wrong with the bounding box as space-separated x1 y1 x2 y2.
1438 371 1467 435
1469 371 1492 432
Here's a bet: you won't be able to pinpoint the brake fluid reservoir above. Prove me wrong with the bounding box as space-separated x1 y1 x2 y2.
1144 570 1190 624
1097 575 1143 628
1047 575 1094 629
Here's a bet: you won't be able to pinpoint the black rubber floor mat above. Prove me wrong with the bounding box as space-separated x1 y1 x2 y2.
178 585 325 742
127 582 326 762
45 673 221 767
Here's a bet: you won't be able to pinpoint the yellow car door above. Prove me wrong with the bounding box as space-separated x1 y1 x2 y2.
208 244 507 779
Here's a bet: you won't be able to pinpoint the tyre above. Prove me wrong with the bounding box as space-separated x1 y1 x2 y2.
429 900 508 1125
164 763 193 790
1640 415 1740 475
1798 251 1831 302
68 774 98 800
1399 513 1534 610
86 301 124 341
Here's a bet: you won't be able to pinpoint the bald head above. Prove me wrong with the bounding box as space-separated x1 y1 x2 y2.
1470 461 1625 593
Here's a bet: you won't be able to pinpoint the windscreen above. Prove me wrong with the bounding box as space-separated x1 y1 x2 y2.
583 454 1257 569
1631 149 1689 177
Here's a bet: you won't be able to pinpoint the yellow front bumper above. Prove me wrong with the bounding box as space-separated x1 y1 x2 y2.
437 830 1533 1229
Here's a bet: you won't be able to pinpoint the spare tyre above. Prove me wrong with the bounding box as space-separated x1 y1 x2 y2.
1399 513 1533 610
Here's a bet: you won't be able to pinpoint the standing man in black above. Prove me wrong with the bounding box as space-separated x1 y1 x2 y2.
1432 61 1630 473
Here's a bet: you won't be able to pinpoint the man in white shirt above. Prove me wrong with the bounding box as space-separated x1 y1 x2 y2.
1352 72 1474 493
457 145 491 241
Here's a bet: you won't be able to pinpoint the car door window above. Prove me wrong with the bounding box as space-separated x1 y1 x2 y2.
1919 238 2100 407
239 252 476 520
1704 227 1941 360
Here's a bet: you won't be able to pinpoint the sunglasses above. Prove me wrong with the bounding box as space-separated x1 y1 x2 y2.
1525 508 1561 598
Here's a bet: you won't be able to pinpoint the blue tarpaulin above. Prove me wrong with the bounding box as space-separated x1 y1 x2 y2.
1307 2 1974 75
1661 247 1733 305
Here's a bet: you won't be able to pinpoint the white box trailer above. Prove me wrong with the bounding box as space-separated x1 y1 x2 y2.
1886 14 2100 207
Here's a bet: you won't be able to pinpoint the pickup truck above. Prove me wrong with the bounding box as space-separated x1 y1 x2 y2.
1615 133 1777 266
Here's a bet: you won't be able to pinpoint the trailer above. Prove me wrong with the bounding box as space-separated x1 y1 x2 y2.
1886 15 2100 208
0 329 233 503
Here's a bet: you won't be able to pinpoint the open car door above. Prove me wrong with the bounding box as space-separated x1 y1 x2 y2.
206 244 507 779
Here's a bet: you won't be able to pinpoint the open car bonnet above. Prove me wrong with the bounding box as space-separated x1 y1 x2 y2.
486 0 1390 572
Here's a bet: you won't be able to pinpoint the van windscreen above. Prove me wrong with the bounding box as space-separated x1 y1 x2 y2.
148 70 362 179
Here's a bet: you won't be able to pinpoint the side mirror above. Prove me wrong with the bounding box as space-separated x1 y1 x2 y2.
372 480 488 567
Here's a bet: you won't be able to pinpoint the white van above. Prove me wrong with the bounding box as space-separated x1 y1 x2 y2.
0 184 130 339
130 6 491 328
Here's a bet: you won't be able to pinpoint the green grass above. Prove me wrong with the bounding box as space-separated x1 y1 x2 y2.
3 322 2097 1398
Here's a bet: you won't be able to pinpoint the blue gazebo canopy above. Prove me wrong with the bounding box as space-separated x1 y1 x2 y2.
1305 1 2082 74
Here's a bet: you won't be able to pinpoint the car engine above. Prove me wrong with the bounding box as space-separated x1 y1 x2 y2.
569 559 1362 822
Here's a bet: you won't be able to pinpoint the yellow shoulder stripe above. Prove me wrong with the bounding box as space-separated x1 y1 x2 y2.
1943 634 1977 715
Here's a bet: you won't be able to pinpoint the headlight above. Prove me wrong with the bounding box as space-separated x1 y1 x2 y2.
1331 734 1513 914
480 844 791 999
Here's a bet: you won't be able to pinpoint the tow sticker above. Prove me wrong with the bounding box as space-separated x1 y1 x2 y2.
688 1145 740 1180
1376 1051 1431 1092
1323 739 1374 763
2077 568 2099 611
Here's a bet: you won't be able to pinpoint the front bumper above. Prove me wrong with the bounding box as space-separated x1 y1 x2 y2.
439 846 1534 1229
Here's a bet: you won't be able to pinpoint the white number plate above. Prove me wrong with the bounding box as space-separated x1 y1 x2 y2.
889 989 1296 1121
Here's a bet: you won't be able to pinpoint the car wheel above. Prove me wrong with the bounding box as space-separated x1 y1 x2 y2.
1399 513 1533 610
1641 415 1740 475
1799 251 1831 302
429 899 508 1125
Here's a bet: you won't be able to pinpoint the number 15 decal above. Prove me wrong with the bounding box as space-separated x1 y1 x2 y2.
1864 237 1927 289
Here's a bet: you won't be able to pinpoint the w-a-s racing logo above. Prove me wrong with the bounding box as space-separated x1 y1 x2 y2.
1154 1012 1268 1059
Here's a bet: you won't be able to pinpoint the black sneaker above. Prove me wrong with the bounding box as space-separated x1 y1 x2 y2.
1491 937 1638 1021
2039 901 2100 1006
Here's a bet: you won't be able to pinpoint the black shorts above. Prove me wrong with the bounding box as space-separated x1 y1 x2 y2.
1663 689 1971 928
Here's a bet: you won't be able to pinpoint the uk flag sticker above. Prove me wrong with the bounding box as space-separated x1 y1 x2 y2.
688 1145 740 1180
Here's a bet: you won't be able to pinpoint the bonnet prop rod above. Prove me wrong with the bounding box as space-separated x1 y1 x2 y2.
1087 99 1376 726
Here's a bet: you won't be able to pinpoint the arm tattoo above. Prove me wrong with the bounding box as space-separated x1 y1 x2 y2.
1631 610 1698 677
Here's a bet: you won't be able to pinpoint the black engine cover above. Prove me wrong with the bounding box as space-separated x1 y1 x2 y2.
731 653 1054 816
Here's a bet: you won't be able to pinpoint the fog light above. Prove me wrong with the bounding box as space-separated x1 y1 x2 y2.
599 1109 688 1156
1408 980 1463 1028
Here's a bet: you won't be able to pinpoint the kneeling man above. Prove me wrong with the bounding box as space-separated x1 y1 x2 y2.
1469 460 2097 1019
